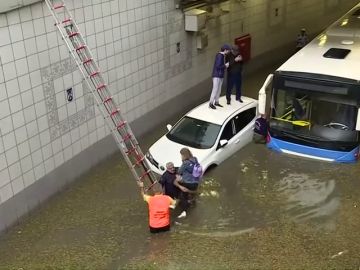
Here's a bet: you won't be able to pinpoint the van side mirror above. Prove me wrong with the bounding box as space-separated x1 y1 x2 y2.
356 108 360 131
166 124 172 131
219 139 228 147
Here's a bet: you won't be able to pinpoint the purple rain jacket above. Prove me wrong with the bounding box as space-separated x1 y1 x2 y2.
211 52 227 78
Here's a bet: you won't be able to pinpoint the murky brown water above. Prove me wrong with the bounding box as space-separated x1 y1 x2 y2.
1 65 360 269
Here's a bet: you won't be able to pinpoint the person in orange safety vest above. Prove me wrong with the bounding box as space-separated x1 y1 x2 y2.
138 181 177 233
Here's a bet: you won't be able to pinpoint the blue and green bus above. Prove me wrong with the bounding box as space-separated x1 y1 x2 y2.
258 4 360 162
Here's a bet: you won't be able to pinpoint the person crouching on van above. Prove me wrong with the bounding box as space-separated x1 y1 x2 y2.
253 114 268 144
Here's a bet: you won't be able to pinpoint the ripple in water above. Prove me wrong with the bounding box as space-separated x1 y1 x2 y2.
278 173 340 223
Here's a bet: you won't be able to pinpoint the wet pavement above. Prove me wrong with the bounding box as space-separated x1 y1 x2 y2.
1 64 360 269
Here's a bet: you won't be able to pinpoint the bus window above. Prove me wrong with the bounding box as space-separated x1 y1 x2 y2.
312 100 356 130
272 89 311 126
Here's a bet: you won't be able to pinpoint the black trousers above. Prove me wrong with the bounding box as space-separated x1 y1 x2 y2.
179 182 198 212
226 73 242 101
149 224 170 233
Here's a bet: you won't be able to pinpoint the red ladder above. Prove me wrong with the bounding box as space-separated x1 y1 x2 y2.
45 0 160 192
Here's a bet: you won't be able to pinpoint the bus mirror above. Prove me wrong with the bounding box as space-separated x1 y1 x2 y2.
356 108 360 131
258 74 273 115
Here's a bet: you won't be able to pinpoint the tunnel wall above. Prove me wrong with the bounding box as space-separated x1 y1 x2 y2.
0 0 358 232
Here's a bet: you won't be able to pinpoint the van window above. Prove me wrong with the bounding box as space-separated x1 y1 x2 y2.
220 120 235 141
234 107 256 133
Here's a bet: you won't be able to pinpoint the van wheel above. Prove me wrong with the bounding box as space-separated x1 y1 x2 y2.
204 164 217 174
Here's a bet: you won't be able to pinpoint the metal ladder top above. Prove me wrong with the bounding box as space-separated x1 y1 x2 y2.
45 0 160 192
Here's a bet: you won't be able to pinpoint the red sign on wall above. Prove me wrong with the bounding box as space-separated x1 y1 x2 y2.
234 34 251 63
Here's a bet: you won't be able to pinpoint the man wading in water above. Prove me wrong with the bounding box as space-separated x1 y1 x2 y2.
138 181 178 233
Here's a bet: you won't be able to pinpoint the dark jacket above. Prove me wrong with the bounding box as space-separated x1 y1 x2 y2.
211 53 227 78
226 52 243 75
178 157 198 184
159 170 179 199
254 117 268 137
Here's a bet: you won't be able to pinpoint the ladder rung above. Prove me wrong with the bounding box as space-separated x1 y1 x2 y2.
76 45 86 51
133 156 145 167
90 71 99 77
103 96 112 103
117 121 127 130
139 171 150 180
125 146 137 155
62 18 72 24
122 133 132 142
140 170 152 181
110 109 120 117
53 4 65 10
68 32 79 38
83 58 93 65
145 181 158 192
97 84 106 90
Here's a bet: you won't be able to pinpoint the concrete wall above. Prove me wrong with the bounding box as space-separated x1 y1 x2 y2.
0 0 358 232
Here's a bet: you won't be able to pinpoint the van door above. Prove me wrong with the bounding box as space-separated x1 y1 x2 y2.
233 107 257 149
214 118 237 163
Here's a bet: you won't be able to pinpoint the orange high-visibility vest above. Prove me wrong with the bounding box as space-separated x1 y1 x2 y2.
148 195 172 228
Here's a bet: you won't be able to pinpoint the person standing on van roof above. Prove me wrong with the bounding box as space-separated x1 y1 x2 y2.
138 181 176 233
226 45 243 105
209 44 231 109
296 28 308 51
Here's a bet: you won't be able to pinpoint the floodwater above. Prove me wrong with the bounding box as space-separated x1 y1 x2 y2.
1 65 360 270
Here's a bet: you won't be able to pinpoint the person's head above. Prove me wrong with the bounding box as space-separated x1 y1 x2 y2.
166 162 175 173
180 147 193 161
231 45 239 55
153 185 164 195
221 44 231 54
301 28 306 34
261 113 266 118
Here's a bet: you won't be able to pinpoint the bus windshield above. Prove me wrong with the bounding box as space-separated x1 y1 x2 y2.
270 87 359 150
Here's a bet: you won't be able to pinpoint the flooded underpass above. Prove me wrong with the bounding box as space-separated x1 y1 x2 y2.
1 66 360 270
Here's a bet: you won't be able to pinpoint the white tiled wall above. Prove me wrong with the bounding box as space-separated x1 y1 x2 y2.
0 0 358 205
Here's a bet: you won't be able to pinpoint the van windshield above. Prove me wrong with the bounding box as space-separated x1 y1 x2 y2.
166 117 221 149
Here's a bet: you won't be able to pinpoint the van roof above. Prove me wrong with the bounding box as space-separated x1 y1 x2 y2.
186 95 258 125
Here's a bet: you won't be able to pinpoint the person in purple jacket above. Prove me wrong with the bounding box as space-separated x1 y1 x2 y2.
209 44 231 109
253 114 268 144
